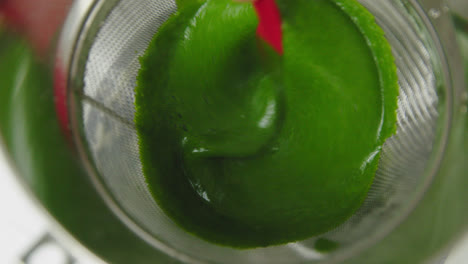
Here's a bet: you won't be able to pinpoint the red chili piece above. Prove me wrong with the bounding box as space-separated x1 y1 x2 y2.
253 0 284 55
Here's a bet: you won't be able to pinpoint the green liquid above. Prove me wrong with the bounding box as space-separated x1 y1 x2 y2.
135 0 398 248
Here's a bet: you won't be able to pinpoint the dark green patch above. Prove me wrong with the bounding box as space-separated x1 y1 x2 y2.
314 238 340 253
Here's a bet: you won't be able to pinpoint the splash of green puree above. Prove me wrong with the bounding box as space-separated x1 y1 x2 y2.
135 0 398 248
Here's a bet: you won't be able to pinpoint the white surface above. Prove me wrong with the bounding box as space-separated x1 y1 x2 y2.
0 147 467 263
0 148 98 263
446 235 468 264
0 148 48 263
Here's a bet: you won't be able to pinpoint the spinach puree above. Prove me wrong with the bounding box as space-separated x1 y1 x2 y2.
135 0 398 248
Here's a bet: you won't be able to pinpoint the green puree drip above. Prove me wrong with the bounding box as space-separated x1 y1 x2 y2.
135 0 398 248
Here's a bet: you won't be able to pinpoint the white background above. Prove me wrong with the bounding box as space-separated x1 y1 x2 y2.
0 149 467 263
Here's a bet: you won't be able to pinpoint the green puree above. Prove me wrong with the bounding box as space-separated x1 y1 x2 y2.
135 0 398 248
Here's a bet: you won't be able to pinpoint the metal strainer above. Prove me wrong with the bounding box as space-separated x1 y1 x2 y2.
56 0 453 263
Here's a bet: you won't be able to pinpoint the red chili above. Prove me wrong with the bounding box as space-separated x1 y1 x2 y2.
253 0 284 55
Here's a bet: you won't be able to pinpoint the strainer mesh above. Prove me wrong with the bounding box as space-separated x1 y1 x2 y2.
77 0 441 263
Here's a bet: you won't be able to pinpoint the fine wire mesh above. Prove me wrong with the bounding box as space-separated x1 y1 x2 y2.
303 0 439 249
79 0 441 263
